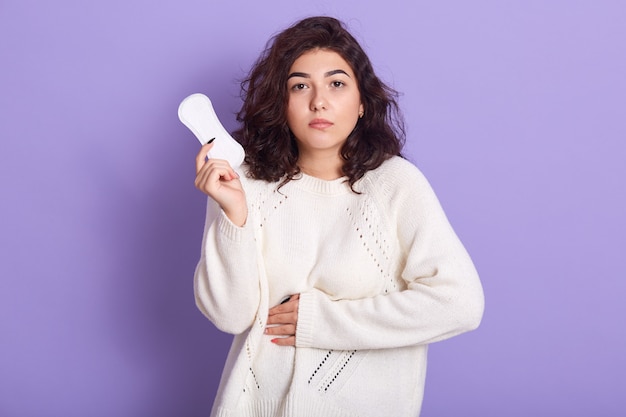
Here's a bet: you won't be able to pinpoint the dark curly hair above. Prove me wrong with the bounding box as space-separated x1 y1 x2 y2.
233 16 405 190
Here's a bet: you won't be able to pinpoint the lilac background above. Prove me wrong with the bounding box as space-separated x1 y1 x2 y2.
1 1 625 416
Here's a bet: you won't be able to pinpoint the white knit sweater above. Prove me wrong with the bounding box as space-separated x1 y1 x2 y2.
194 156 484 417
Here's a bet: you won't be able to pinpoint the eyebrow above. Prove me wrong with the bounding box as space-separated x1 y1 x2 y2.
287 69 351 79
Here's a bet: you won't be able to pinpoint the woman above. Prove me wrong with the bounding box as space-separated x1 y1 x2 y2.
193 16 484 417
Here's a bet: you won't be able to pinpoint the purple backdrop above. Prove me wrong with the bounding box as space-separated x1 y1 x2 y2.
1 1 625 416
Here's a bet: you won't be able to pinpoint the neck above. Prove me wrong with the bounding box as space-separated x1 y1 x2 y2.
297 153 344 180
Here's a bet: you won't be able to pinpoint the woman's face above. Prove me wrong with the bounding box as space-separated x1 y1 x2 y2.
286 48 363 160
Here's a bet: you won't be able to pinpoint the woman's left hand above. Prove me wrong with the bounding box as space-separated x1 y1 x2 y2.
265 294 300 346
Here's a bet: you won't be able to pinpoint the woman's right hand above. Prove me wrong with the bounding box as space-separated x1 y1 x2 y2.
195 142 248 226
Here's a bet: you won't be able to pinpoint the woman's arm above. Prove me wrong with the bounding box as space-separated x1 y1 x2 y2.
293 161 485 350
194 205 261 334
193 144 261 334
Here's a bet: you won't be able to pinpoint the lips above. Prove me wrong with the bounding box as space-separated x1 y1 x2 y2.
309 118 333 130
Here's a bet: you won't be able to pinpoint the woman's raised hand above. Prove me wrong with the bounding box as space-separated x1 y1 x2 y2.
195 142 248 226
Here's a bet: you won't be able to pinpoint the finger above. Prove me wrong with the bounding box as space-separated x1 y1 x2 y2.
271 336 295 346
195 160 239 192
264 324 296 336
266 312 297 326
195 162 219 192
195 142 215 174
268 301 298 317
267 308 298 323
279 294 300 303
194 160 211 189
203 159 240 182
268 304 293 316
269 296 299 315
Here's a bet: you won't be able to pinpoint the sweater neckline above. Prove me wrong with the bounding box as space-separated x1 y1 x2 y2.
291 172 351 195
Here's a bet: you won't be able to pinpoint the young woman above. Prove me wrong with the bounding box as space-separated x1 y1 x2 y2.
193 16 484 417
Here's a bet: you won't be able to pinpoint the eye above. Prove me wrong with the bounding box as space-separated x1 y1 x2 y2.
331 80 345 88
291 83 307 91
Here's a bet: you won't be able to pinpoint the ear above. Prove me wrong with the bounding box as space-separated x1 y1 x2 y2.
358 103 364 118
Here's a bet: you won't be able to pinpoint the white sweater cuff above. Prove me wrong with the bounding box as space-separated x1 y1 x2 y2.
217 210 250 243
295 290 316 348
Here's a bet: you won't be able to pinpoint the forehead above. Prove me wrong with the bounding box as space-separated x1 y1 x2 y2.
289 48 355 76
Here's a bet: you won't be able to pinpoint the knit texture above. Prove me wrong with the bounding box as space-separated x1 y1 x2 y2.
194 156 484 417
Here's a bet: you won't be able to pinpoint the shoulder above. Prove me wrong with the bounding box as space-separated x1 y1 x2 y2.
360 156 446 224
361 156 431 196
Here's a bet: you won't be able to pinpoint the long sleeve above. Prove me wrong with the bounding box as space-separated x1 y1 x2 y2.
202 159 483 417
295 159 484 350
194 198 262 334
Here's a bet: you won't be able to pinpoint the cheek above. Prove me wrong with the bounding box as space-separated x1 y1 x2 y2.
286 99 306 126
342 99 361 123
342 94 361 118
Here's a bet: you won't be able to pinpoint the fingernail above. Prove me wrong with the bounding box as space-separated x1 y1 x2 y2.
271 338 278 344
206 137 216 144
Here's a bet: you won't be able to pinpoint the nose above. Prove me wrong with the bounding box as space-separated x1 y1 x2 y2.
310 89 327 112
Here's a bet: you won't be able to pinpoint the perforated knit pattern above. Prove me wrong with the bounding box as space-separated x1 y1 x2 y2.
318 350 357 393
249 186 289 229
308 350 332 384
195 156 484 417
345 197 396 294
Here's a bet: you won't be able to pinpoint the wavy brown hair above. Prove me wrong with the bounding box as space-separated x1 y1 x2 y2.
233 16 405 189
